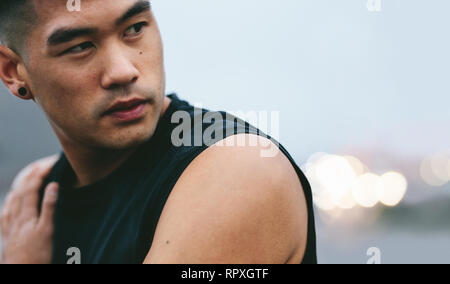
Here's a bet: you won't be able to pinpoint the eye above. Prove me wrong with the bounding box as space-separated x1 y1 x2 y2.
124 22 148 38
63 42 95 55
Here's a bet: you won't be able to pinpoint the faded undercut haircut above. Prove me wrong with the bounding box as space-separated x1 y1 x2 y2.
0 0 37 55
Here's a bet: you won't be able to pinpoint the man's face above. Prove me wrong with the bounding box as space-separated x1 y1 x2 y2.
24 0 165 150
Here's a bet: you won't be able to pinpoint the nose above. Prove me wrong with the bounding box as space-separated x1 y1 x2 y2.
100 46 139 89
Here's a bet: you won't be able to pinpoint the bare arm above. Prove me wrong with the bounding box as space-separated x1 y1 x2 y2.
144 135 308 264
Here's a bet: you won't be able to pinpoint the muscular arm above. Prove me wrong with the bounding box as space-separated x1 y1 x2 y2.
144 134 308 264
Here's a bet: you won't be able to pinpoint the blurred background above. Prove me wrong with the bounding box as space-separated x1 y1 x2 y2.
1 0 449 263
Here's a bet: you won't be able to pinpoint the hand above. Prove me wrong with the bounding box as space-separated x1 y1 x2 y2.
0 155 59 264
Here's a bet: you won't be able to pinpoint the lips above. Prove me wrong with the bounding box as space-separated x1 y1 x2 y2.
104 98 147 115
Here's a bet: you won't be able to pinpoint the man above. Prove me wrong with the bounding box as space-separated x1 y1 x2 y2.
0 0 317 264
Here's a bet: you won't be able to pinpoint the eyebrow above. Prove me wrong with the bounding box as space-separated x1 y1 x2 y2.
47 27 98 46
115 0 151 27
46 0 152 46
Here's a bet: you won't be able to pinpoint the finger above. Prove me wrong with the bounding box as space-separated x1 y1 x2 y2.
1 193 13 219
38 182 59 232
12 166 42 218
15 162 54 203
10 163 36 192
0 192 22 236
11 154 59 193
18 168 50 221
16 157 59 225
0 194 14 235
9 194 22 220
34 155 59 176
18 191 40 225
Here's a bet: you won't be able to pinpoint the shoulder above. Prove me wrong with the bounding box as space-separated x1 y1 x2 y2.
145 134 308 264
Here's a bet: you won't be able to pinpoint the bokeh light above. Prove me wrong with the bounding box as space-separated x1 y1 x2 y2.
376 171 408 207
343 155 367 176
420 154 449 187
351 173 380 208
315 155 357 204
304 153 409 216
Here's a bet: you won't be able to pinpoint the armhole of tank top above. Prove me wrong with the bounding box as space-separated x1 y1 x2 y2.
276 147 318 264
136 145 210 261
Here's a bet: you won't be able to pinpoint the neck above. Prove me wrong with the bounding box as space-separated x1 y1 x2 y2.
54 96 172 188
66 145 138 188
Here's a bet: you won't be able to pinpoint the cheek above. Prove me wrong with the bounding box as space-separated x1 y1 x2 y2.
40 93 91 131
31 62 97 105
32 73 98 128
138 50 165 88
139 33 164 72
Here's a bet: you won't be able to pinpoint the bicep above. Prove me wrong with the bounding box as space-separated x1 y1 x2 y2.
144 135 307 264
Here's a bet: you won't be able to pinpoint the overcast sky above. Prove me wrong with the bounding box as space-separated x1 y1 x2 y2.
154 0 450 158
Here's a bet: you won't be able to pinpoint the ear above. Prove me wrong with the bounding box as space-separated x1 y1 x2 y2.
0 44 33 100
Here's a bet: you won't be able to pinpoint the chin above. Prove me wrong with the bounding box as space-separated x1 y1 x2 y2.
104 122 157 150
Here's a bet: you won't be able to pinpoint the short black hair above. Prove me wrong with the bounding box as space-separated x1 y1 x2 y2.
0 0 37 55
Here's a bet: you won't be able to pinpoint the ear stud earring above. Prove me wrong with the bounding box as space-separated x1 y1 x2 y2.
18 87 27 96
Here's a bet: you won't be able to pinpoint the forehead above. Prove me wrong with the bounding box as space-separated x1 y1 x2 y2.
30 0 143 38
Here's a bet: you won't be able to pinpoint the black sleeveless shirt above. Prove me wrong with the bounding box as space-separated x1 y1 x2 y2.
40 94 317 264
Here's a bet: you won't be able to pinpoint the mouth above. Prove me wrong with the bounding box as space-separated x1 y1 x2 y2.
104 98 150 122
